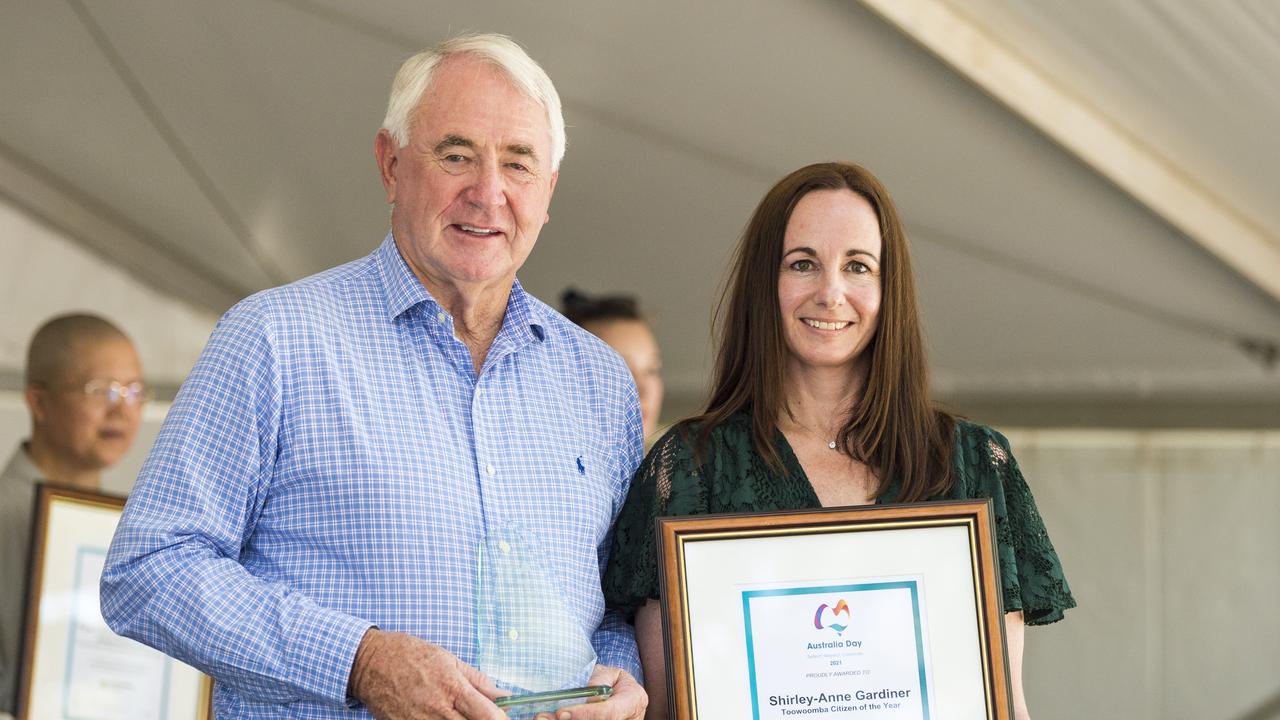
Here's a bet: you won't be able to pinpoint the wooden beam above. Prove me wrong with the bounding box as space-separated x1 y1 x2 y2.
858 0 1280 303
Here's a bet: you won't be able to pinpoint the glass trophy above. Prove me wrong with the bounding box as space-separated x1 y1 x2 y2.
474 525 597 713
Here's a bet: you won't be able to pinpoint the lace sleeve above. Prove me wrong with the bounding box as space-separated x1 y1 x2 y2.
957 423 1077 626
602 425 710 617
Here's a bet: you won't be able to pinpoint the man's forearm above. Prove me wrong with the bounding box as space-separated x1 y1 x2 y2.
102 538 372 706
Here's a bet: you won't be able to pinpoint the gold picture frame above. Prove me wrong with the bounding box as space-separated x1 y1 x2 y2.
17 484 213 720
657 500 1011 720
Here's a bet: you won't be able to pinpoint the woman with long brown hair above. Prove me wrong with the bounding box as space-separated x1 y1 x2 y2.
602 162 1074 719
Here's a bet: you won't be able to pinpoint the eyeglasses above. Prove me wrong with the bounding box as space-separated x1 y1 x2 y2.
72 379 151 407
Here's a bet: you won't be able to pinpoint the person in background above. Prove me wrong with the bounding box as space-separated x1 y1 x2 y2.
101 34 646 720
602 162 1074 720
0 313 145 719
562 289 664 440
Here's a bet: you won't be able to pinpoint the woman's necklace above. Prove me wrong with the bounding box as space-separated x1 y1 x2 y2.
788 418 841 451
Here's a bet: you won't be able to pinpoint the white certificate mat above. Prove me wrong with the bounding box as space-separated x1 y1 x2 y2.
660 502 1011 720
742 579 931 719
19 486 211 720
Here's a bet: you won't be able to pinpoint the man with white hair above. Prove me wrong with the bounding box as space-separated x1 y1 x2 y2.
102 34 646 719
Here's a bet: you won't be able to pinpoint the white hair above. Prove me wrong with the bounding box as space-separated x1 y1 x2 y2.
381 33 566 170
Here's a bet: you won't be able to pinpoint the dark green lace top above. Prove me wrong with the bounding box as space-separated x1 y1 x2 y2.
603 413 1075 625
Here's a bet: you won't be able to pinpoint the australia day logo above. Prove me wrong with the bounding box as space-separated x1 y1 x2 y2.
813 599 851 636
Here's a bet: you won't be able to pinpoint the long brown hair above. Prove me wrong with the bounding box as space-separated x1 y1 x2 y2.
693 162 954 502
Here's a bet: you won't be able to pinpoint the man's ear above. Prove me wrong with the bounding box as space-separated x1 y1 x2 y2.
544 170 559 224
374 129 399 204
25 384 47 425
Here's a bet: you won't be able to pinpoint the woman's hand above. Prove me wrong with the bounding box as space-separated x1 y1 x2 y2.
635 600 668 720
1006 611 1031 720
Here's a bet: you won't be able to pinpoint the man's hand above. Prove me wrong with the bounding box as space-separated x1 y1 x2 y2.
534 664 647 720
349 628 508 719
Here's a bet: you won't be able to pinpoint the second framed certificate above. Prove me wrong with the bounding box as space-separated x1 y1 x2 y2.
657 500 1010 720
18 485 213 720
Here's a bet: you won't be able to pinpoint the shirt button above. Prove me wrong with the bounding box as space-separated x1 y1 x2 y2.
485 464 495 477
499 541 511 554
508 629 519 641
436 312 446 323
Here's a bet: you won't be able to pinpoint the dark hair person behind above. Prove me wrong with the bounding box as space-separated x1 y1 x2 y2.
602 162 1074 720
562 289 664 439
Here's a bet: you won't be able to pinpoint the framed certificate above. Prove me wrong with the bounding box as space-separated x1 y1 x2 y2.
17 484 213 720
658 500 1010 720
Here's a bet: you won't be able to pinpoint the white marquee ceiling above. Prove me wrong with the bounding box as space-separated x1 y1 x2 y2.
2 0 1277 425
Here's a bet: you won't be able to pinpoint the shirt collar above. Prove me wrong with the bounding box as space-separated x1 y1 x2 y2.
376 232 547 342
377 233 433 320
502 278 547 344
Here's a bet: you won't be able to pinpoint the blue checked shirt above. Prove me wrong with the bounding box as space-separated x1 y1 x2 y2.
101 234 645 717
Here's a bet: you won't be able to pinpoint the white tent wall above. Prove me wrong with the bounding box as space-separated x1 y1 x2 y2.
1008 429 1280 720
0 197 218 386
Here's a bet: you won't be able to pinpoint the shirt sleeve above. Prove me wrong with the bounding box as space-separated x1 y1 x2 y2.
590 376 647 678
601 425 709 618
590 610 643 682
953 423 1077 625
100 302 372 707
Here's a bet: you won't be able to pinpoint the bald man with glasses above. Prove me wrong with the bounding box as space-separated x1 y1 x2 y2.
0 313 146 718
